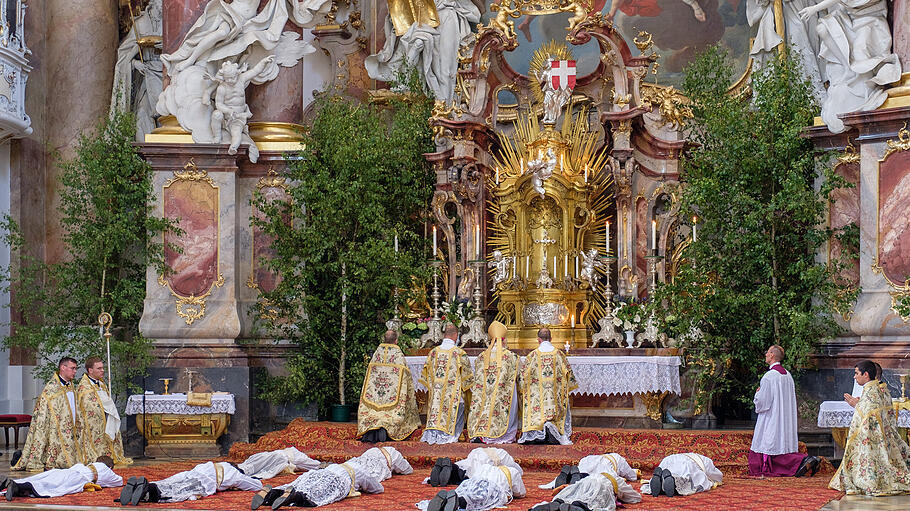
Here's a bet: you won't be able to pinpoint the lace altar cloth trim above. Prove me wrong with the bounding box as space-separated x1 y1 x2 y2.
817 400 910 428
125 393 236 415
405 356 681 396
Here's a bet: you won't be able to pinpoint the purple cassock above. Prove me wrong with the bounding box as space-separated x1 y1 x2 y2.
747 363 807 476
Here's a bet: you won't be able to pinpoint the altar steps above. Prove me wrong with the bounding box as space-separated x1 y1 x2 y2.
226 419 832 476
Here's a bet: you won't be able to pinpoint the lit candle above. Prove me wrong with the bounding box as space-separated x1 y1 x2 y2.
575 255 579 277
394 234 398 253
553 256 557 275
475 224 480 259
520 158 524 174
571 313 575 328
651 220 657 251
525 255 530 279
564 254 568 278
513 255 517 278
692 215 697 242
495 167 500 185
606 220 610 253
584 165 588 183
433 226 437 257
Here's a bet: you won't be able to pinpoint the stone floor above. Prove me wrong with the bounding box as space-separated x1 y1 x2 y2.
819 494 910 510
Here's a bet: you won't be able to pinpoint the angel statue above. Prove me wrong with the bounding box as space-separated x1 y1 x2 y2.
529 149 557 197
534 58 573 124
580 248 605 288
487 250 511 287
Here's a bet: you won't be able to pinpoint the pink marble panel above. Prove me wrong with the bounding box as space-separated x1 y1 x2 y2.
163 0 210 55
636 197 648 299
830 161 860 287
879 150 910 285
164 180 219 297
252 186 289 292
894 0 910 72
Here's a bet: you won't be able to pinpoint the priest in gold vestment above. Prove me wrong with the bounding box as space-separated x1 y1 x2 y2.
829 360 910 496
357 330 421 442
467 321 521 444
419 323 473 444
77 357 132 465
12 357 84 471
519 328 577 445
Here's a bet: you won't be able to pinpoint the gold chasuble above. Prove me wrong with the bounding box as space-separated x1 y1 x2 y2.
13 374 83 471
419 345 473 435
830 380 910 495
77 374 132 465
468 323 520 440
357 343 421 440
520 348 578 435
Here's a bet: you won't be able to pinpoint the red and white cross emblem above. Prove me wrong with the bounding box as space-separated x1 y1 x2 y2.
550 60 577 91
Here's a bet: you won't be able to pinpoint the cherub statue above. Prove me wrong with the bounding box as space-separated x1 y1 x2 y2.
562 0 592 32
487 0 522 41
487 250 511 286
528 149 557 197
580 248 605 288
207 56 275 155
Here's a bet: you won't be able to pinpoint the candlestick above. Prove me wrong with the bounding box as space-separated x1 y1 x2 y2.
606 220 610 253
692 215 697 242
651 219 657 251
433 226 437 257
475 224 480 259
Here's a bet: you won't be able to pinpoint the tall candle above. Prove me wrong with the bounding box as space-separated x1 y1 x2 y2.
394 234 398 253
433 226 437 257
475 224 480 259
651 220 657 250
575 256 579 277
513 255 517 278
584 165 588 183
525 255 530 279
553 256 557 275
692 215 697 242
571 313 575 328
564 254 568 278
495 167 500 185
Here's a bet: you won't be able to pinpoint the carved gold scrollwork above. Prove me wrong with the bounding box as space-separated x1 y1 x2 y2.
640 391 669 421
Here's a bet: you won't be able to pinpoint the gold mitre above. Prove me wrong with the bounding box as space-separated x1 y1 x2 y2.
388 0 439 36
517 0 573 16
488 320 508 340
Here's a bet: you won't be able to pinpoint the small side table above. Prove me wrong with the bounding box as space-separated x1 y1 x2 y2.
0 414 31 448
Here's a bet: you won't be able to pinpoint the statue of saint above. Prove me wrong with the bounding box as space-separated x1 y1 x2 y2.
111 0 163 141
534 59 572 125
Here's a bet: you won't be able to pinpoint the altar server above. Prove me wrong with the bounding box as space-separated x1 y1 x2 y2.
264 456 384 509
357 330 421 442
519 328 577 445
530 471 642 511
237 446 320 479
351 446 413 482
539 453 638 489
419 462 525 511
119 460 262 506
12 357 84 471
830 360 910 495
749 345 820 477
641 453 723 497
420 323 473 444
77 357 132 466
2 456 121 501
467 321 521 444
427 447 522 487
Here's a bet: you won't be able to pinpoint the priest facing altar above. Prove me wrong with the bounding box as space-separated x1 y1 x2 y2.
419 323 473 444
519 328 577 445
467 321 521 444
357 329 421 442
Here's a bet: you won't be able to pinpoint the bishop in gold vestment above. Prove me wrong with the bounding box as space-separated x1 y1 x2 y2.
357 330 421 442
830 361 910 496
77 357 131 465
419 323 473 444
519 328 577 445
12 358 84 471
467 321 521 444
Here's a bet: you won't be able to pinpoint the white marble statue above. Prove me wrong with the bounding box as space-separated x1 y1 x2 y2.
157 0 326 161
747 0 824 100
111 0 163 141
528 149 557 197
534 58 572 125
488 250 511 286
365 0 481 104
209 56 275 155
580 248 604 288
798 0 901 133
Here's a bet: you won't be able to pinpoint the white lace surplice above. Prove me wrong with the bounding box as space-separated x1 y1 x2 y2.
421 403 466 444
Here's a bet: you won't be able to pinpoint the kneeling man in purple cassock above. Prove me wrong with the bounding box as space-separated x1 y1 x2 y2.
748 345 820 477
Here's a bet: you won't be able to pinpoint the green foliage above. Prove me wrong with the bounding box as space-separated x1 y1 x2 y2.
1 111 174 392
648 47 856 409
253 94 435 412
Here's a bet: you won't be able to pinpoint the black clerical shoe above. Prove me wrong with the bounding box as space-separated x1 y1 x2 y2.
272 488 306 510
130 477 149 506
431 457 456 486
427 489 460 511
5 480 16 501
556 465 581 487
252 484 279 510
661 468 676 497
5 480 33 500
794 455 811 477
649 467 662 497
119 476 138 506
807 456 821 476
10 449 21 467
0 476 9 492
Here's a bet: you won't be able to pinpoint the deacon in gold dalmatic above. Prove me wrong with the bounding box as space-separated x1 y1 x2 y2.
467 321 521 443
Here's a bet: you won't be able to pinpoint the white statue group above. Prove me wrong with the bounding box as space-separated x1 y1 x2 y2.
748 0 901 133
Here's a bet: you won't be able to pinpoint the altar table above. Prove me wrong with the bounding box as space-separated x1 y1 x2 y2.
126 393 234 457
405 355 681 421
817 400 910 448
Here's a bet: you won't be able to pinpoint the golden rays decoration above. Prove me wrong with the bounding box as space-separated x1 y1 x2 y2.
529 41 574 108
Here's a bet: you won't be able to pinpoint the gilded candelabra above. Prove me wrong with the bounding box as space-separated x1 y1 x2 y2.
420 261 445 346
592 255 623 347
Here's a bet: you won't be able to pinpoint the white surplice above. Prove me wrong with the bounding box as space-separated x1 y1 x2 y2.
751 363 799 455
279 459 384 507
417 464 525 511
351 446 413 482
237 447 320 479
155 461 262 503
456 447 523 478
12 462 122 497
533 472 642 511
640 453 723 496
539 453 638 489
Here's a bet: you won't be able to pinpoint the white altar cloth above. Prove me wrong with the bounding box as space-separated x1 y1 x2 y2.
817 400 910 428
405 355 681 396
125 393 236 415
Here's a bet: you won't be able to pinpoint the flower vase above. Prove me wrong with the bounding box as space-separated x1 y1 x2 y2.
624 330 636 348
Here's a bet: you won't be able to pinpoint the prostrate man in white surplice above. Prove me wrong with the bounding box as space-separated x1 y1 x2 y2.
749 345 819 477
420 323 473 444
77 356 131 466
12 357 83 471
119 461 262 506
419 447 526 511
467 321 521 444
263 454 384 509
237 446 320 479
519 328 577 445
530 469 642 511
539 453 639 489
642 453 723 497
2 456 122 501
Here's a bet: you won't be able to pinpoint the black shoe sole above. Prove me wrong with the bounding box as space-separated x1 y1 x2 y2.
130 477 148 506
251 484 272 510
119 476 137 506
662 469 676 497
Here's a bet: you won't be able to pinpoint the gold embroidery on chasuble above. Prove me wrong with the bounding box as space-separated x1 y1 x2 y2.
419 346 473 436
76 374 131 466
12 375 84 471
520 349 578 434
357 344 420 440
467 346 519 439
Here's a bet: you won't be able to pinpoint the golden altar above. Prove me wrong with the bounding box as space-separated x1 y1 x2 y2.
127 393 233 457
